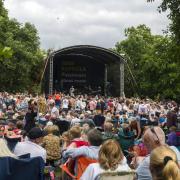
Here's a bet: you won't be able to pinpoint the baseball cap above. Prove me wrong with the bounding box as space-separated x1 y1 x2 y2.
28 127 45 139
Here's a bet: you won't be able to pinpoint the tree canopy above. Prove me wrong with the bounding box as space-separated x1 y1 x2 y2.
114 24 180 100
0 0 45 93
148 0 180 43
0 0 179 100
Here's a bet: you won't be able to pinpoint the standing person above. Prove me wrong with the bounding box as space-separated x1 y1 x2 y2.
62 97 69 113
38 96 47 115
69 86 75 97
150 146 180 180
55 92 61 109
24 107 37 133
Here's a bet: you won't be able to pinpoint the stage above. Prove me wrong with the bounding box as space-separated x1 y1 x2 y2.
42 45 125 96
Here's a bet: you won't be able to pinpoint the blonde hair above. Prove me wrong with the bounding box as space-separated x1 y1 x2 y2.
0 139 16 158
69 126 81 140
150 145 180 180
45 125 59 134
99 139 123 171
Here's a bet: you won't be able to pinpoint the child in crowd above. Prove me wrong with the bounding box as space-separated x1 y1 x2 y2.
67 126 89 149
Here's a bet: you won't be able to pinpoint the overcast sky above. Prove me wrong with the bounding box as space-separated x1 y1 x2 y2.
4 0 169 50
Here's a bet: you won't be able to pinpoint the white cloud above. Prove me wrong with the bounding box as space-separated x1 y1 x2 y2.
4 0 169 50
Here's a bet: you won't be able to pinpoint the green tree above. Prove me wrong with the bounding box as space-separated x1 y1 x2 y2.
114 24 180 100
148 0 180 43
0 0 46 93
0 47 13 61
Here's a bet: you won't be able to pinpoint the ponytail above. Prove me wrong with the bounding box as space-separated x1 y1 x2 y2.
162 160 180 180
150 146 180 180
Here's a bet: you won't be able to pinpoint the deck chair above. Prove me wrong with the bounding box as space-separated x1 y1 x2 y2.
60 156 97 180
95 170 135 180
0 156 44 180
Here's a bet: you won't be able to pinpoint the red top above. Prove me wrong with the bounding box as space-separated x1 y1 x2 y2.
55 94 61 100
71 140 89 147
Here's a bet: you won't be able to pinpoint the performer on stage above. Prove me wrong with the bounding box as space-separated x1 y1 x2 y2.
69 86 75 97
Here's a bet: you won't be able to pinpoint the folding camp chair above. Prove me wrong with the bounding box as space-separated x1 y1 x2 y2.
95 170 135 180
60 156 97 180
0 156 44 180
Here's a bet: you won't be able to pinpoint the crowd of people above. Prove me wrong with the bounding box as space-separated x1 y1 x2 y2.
0 91 180 180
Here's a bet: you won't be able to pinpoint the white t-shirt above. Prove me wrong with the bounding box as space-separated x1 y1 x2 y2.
81 102 86 110
14 141 47 162
80 157 131 180
71 117 80 126
62 99 69 109
51 106 59 119
138 104 148 114
75 100 82 110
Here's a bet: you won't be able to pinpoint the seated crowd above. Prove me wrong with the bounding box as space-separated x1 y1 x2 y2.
0 92 180 180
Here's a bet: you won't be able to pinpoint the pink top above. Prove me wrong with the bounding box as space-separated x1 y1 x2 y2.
89 101 96 111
